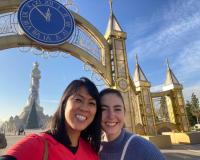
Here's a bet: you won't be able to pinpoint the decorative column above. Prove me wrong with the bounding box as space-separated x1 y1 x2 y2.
133 55 157 135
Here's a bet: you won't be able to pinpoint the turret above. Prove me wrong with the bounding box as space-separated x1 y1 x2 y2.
133 54 156 135
163 59 182 91
162 59 189 132
133 54 150 91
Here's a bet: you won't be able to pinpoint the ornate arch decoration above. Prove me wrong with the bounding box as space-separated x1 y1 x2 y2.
0 0 112 85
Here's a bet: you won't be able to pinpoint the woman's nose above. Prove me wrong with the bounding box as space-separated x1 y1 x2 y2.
107 110 115 119
80 102 90 112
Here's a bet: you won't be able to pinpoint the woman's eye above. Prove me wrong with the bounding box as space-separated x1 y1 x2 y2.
89 102 96 106
75 98 82 103
115 108 122 111
101 108 107 111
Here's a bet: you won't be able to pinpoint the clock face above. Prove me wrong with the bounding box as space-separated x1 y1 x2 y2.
119 79 128 90
18 0 75 45
180 107 185 114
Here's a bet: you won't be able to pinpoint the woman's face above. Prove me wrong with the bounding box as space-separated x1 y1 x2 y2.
101 93 125 141
64 86 97 134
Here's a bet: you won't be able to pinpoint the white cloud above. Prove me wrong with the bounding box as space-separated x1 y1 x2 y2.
174 40 200 81
128 0 200 60
163 0 200 22
169 41 200 96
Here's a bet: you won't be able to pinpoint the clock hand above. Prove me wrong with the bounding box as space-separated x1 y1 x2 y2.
45 8 51 22
34 5 48 21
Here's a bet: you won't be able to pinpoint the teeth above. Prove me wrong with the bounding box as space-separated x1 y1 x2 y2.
106 122 117 127
76 115 86 121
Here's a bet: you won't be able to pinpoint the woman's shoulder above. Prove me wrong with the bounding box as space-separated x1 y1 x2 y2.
126 132 157 150
5 133 47 159
9 133 44 147
126 133 165 159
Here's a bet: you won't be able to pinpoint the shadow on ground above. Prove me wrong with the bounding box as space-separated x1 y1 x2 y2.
164 153 200 160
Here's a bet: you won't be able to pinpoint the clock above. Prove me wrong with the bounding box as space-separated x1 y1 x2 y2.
18 0 75 45
180 107 185 114
116 78 129 92
146 107 151 114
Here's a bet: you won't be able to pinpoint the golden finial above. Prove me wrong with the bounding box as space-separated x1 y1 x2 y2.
135 53 139 65
166 58 170 69
109 0 113 15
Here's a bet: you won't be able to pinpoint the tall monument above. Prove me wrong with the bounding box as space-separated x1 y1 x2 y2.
19 62 49 129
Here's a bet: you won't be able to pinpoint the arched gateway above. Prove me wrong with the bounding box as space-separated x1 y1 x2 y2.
0 0 189 135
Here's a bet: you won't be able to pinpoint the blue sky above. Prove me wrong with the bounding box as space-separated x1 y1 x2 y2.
0 0 200 121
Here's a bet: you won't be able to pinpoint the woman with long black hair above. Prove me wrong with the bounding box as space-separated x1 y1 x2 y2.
1 77 101 160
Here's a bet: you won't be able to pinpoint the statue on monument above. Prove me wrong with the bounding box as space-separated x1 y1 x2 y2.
21 62 43 119
28 62 41 107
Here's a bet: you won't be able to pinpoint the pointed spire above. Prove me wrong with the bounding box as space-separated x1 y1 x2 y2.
105 0 123 38
163 59 182 90
133 54 150 87
164 59 180 86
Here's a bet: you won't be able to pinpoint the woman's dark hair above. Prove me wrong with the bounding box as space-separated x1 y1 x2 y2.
49 77 101 152
99 88 125 109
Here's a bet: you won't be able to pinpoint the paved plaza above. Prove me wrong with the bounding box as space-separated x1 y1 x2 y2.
162 144 200 160
0 134 199 159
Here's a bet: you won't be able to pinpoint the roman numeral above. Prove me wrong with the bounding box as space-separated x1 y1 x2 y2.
56 35 61 40
22 20 30 26
65 21 71 28
21 11 28 18
43 35 51 41
45 0 53 6
32 30 40 38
